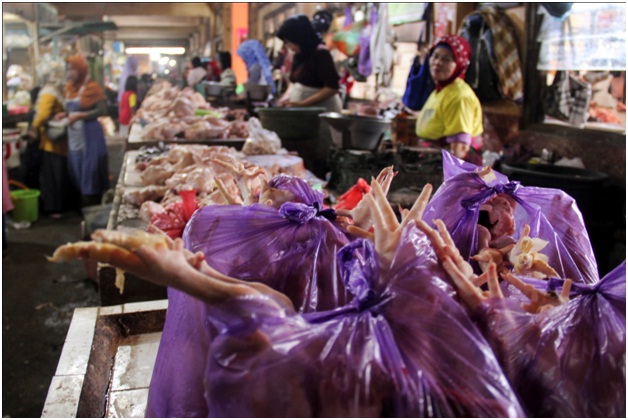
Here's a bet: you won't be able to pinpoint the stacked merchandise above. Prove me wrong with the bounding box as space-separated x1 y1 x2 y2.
135 80 249 141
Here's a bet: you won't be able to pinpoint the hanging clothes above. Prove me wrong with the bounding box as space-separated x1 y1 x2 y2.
458 6 524 101
357 6 377 77
545 71 592 127
370 3 394 87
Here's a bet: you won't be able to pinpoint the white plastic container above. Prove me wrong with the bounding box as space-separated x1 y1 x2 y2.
2 128 25 168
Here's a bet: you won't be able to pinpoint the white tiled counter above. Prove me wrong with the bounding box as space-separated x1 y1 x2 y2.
42 300 168 418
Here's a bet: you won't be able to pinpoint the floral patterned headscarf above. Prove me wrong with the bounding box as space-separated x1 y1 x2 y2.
429 35 472 92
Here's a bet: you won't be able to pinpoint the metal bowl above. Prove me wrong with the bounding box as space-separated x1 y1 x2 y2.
202 82 235 97
319 112 391 151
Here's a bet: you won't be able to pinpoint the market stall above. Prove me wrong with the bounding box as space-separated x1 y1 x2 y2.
20 3 625 419
44 147 626 417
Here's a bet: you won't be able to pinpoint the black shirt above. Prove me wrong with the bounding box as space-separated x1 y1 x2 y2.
290 48 340 90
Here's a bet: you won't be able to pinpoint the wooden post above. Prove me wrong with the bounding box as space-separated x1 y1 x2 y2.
521 3 545 129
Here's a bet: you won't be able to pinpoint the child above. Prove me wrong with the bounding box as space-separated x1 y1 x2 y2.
118 75 138 138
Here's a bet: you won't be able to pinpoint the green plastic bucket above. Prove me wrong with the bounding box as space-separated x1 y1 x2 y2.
10 188 41 222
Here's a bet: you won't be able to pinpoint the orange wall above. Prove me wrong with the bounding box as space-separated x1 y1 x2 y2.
231 2 249 84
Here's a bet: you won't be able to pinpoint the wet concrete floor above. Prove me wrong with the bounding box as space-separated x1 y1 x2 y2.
3 212 100 418
2 135 125 417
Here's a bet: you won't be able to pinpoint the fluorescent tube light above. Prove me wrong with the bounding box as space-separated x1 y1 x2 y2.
125 47 186 55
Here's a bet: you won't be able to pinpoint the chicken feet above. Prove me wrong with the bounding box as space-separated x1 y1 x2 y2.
336 166 396 230
417 219 572 315
48 229 293 310
348 179 432 276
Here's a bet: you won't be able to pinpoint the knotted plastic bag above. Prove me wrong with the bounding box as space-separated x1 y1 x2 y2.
334 177 371 211
146 176 353 417
423 151 598 283
242 117 282 155
184 175 351 312
201 227 525 417
476 261 626 417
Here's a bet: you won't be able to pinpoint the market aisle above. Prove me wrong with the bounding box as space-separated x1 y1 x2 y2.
2 134 125 417
2 212 99 417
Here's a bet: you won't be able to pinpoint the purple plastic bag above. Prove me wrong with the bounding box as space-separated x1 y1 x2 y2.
475 261 626 417
184 176 352 312
423 151 599 283
201 227 525 417
146 176 353 417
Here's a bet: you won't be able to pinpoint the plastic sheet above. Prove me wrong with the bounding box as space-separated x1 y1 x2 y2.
334 177 371 211
149 189 198 239
423 151 599 283
201 228 525 417
476 261 626 417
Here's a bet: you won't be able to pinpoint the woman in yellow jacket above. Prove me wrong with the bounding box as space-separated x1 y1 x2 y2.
415 35 483 163
30 65 75 216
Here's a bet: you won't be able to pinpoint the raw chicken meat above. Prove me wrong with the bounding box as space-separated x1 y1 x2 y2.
123 186 170 206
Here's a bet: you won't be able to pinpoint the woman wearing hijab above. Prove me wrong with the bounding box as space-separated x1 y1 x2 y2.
30 64 75 216
56 55 110 207
118 55 139 104
414 35 483 161
217 51 236 85
236 40 275 93
275 14 342 112
187 56 208 88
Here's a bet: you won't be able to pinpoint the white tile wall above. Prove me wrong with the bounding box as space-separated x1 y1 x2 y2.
110 332 162 391
43 303 166 418
122 299 168 314
106 389 150 418
41 375 84 418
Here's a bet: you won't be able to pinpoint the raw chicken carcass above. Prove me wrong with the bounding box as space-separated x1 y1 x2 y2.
139 201 166 222
172 96 196 118
140 163 175 186
165 166 215 193
123 186 170 206
184 121 224 141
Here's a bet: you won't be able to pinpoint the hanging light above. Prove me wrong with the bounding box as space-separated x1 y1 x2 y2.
125 47 186 55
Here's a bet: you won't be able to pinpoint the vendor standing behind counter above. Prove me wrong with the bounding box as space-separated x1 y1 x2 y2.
275 14 342 112
415 35 483 163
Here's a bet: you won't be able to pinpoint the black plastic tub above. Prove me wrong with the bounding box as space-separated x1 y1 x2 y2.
256 107 326 140
499 163 608 215
500 162 619 276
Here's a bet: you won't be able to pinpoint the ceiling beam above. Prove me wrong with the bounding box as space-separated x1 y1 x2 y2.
107 15 203 28
53 3 213 18
122 39 190 48
114 27 197 40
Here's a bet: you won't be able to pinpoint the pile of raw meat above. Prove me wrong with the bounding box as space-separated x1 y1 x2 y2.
123 144 307 238
50 151 625 417
135 81 249 141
